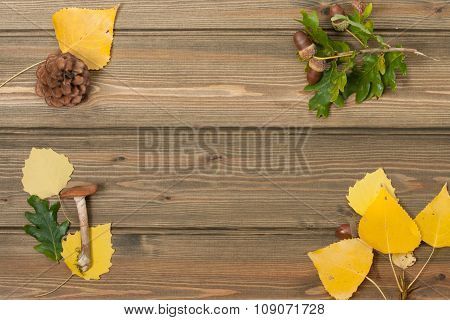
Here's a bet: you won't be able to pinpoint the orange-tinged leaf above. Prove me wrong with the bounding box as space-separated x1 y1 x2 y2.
347 168 396 216
358 188 421 254
414 184 450 248
52 6 119 70
308 238 373 300
61 223 114 280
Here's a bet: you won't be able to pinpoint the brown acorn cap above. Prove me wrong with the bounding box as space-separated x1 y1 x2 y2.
308 58 327 72
298 43 316 61
60 183 97 198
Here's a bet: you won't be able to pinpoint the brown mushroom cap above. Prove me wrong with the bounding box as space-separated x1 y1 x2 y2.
60 184 97 198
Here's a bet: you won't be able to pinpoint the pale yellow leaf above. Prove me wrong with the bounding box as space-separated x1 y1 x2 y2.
22 148 74 199
347 168 396 216
62 223 114 280
308 238 373 300
358 188 421 254
53 6 119 70
414 184 450 248
392 252 416 270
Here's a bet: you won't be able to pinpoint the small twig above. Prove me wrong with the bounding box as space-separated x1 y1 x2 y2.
35 274 73 298
407 247 435 290
314 52 355 60
314 47 439 61
0 60 44 88
398 269 409 299
345 29 368 48
57 195 73 224
389 254 403 292
366 276 388 300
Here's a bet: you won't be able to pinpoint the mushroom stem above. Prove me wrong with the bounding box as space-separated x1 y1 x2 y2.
74 196 91 272
60 183 97 273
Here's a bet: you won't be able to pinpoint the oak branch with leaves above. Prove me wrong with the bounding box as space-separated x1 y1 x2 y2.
294 2 433 117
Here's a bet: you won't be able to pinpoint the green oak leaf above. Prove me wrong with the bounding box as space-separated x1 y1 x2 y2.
383 51 407 91
346 3 386 47
304 62 347 117
361 3 373 20
24 195 70 261
345 54 385 103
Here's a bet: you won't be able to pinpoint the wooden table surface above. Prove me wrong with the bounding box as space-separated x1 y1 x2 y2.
0 0 449 300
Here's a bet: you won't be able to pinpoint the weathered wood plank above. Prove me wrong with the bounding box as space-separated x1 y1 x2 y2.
0 129 449 228
0 33 449 128
0 232 448 299
0 0 448 31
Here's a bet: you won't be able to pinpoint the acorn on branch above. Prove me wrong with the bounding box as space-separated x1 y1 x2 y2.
328 4 345 17
35 52 90 108
308 58 328 72
293 31 316 61
306 58 327 85
306 69 323 86
329 4 349 32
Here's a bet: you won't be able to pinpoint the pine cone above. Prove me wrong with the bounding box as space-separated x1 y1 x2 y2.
35 52 90 107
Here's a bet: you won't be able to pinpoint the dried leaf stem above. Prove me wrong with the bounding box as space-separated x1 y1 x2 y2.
407 247 435 290
35 274 73 298
365 276 388 300
314 48 438 61
0 60 44 88
388 254 403 292
57 195 73 223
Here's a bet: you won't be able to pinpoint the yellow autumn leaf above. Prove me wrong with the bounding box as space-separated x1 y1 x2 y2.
414 184 450 248
22 148 74 199
308 238 373 300
358 188 421 254
53 6 119 70
62 223 114 280
347 168 396 216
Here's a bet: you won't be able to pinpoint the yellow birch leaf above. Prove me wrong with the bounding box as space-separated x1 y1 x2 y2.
22 148 74 199
358 188 421 254
414 184 450 248
52 6 119 70
62 223 115 280
308 238 373 300
347 168 396 216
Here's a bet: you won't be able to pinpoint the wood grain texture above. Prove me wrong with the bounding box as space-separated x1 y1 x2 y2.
0 129 449 229
0 232 448 299
0 0 449 300
0 0 448 31
0 32 450 128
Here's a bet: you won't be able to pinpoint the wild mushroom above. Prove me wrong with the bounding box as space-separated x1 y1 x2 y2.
60 183 97 272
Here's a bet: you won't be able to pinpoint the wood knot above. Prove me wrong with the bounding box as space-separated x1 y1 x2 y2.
207 154 223 162
113 156 126 162
436 273 446 281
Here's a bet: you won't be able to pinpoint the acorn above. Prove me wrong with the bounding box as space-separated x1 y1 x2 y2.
329 4 345 17
307 68 323 85
293 31 316 61
308 58 327 72
335 224 353 240
329 4 349 31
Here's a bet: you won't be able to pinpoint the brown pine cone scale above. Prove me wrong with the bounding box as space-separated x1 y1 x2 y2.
35 52 90 107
